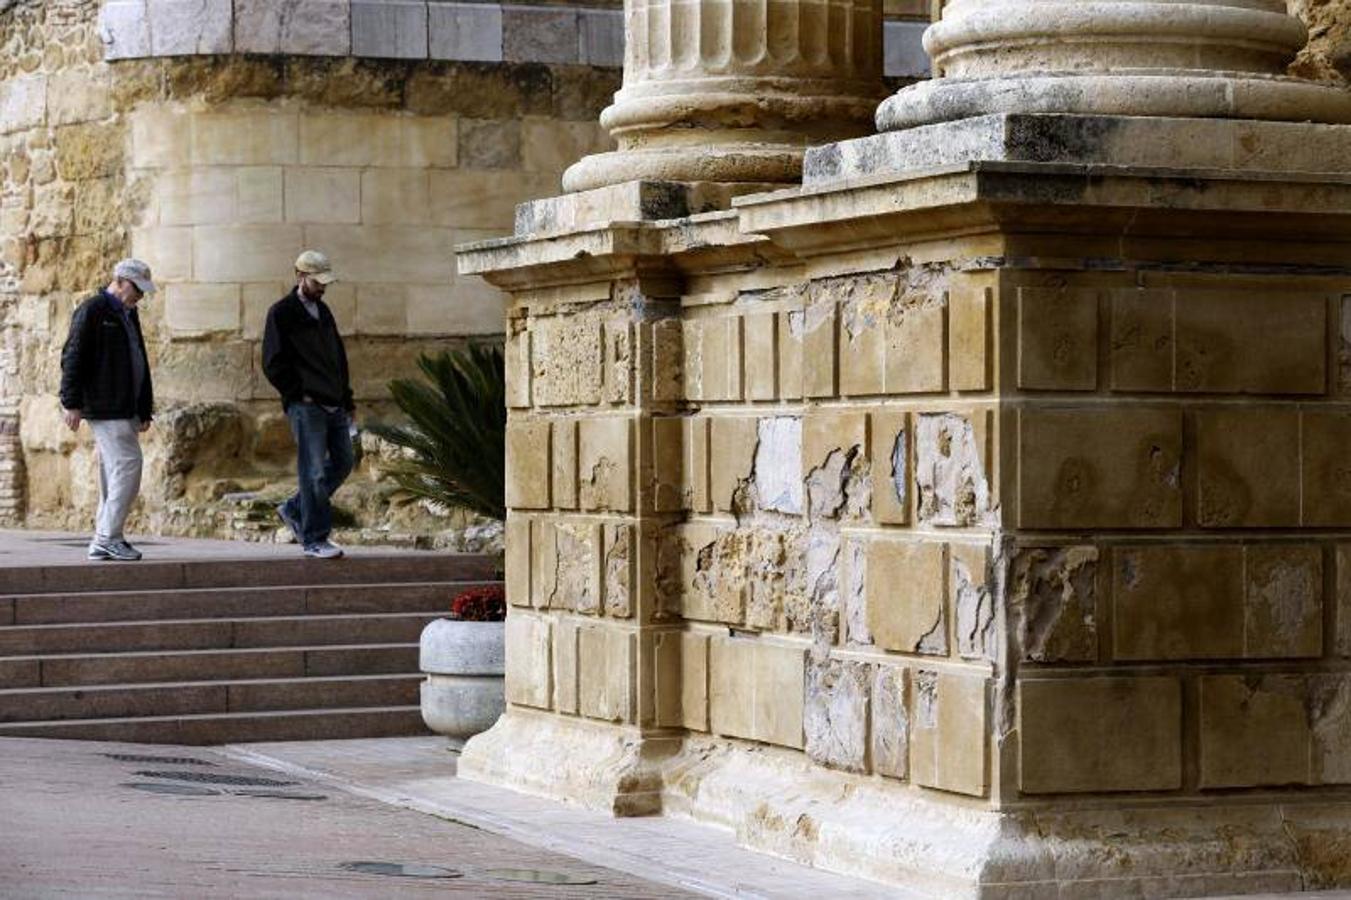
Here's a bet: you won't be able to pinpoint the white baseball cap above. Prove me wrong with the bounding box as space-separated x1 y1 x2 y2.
113 258 157 295
295 250 337 285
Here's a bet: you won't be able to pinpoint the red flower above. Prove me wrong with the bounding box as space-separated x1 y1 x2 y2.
450 584 507 622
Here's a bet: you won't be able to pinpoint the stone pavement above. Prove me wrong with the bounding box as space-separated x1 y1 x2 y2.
0 527 431 566
0 736 692 898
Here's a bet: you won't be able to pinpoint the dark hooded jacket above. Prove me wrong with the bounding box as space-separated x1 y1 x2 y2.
261 288 354 412
59 290 153 422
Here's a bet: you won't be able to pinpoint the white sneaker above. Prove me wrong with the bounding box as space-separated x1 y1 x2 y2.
89 538 141 561
303 541 344 559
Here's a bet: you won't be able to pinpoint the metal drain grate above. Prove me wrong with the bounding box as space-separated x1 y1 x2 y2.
123 782 220 797
482 868 599 885
134 770 298 787
230 789 327 801
339 862 462 879
104 753 215 766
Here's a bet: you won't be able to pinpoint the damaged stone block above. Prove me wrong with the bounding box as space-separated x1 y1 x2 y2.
551 419 578 510
910 670 987 797
1012 545 1099 663
745 528 799 632
870 410 909 525
505 419 550 510
1195 408 1299 528
1244 545 1322 659
744 312 778 401
1019 677 1182 794
693 316 742 403
1018 407 1181 529
915 412 990 527
951 544 994 661
838 275 891 396
841 536 871 646
803 410 869 521
603 523 633 618
709 417 758 514
681 524 747 625
505 612 552 709
1199 674 1311 789
805 658 870 773
604 318 633 404
650 318 684 403
682 319 704 402
785 529 840 646
531 314 604 407
578 626 634 724
578 416 632 512
1113 545 1241 661
884 283 946 394
872 664 909 780
754 417 803 515
778 309 804 400
1017 287 1099 391
550 521 602 614
1311 674 1351 785
867 539 948 656
529 518 558 608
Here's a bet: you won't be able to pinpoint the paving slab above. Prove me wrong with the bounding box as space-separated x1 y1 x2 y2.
223 735 910 899
0 736 693 898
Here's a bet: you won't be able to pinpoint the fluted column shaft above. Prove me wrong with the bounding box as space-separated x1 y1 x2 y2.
879 0 1351 131
564 0 884 192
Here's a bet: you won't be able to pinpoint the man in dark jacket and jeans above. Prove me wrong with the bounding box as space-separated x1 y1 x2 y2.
60 258 157 561
262 250 355 559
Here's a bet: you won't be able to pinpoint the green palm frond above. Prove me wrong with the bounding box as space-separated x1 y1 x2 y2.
366 343 506 521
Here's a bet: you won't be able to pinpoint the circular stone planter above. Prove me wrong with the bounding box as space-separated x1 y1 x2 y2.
418 618 505 750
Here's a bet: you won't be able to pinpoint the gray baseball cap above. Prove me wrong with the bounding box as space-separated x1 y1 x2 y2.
113 258 157 295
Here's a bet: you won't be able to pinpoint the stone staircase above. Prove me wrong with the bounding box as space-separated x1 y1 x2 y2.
0 553 497 744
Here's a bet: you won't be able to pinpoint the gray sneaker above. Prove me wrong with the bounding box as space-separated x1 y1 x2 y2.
303 541 344 559
89 538 141 561
276 504 302 543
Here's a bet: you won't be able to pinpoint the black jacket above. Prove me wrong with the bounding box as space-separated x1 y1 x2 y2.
59 291 153 422
261 288 354 412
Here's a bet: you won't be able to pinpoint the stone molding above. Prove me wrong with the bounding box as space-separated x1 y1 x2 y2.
96 1 928 76
878 0 1351 130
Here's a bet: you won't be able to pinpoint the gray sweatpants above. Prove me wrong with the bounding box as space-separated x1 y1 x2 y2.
88 418 142 542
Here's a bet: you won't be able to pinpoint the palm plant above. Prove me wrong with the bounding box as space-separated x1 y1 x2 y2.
365 344 506 521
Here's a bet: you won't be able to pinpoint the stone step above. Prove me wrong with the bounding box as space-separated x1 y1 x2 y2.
0 674 421 722
6 581 480 625
0 705 428 744
0 612 442 656
1 553 498 595
0 644 419 689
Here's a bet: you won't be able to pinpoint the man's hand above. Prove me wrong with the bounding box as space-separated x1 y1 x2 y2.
138 419 151 433
62 408 81 432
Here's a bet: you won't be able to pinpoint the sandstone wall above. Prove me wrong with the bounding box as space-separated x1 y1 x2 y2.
0 0 618 542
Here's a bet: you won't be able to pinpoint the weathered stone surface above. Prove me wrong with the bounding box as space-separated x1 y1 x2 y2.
866 539 947 656
870 410 908 525
951 543 993 661
948 285 989 392
915 412 990 527
804 658 869 773
1199 674 1311 789
681 631 709 731
505 419 550 510
148 0 233 56
429 2 503 62
531 314 603 407
1011 545 1098 663
552 619 578 714
504 514 531 607
1017 287 1098 390
1109 288 1173 392
910 670 986 797
1018 407 1181 529
1113 545 1242 661
871 664 908 780
754 417 803 515
1176 292 1325 395
351 0 428 59
1019 677 1182 794
578 417 631 513
802 410 868 521
709 416 757 514
505 612 551 709
235 0 350 55
603 523 632 618
502 4 577 65
1302 411 1351 525
578 626 632 723
1244 545 1323 659
1195 407 1300 528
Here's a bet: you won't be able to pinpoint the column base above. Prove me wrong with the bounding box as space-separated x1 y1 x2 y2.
663 737 1351 898
514 179 781 237
457 709 681 817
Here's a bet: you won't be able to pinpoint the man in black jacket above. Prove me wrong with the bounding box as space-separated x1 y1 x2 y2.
262 250 355 559
60 258 157 562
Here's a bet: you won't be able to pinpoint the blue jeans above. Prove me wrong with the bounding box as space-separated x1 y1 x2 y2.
282 403 354 546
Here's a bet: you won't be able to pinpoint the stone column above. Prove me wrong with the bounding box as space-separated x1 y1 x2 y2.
877 0 1351 131
562 0 885 192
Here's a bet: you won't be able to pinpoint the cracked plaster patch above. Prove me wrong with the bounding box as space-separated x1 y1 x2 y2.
916 413 990 527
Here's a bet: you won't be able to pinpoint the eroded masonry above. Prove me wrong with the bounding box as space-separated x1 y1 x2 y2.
458 0 1351 896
